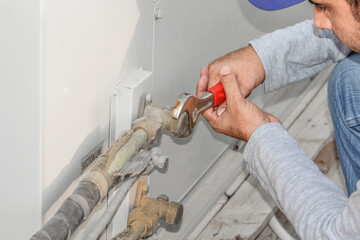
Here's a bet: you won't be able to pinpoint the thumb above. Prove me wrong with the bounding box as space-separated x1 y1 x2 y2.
196 68 209 97
265 111 282 124
219 66 243 107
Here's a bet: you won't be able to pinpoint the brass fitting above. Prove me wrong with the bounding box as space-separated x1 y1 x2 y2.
131 106 190 146
127 182 183 239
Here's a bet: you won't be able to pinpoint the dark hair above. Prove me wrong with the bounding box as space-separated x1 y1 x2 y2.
346 0 360 22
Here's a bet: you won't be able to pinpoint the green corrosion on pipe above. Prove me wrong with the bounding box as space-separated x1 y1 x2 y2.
107 129 148 173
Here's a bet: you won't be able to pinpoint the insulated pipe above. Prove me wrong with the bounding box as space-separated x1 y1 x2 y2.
86 176 138 240
31 131 133 240
107 129 148 173
31 106 182 240
31 180 101 240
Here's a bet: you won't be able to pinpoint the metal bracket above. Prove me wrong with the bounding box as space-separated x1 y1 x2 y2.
137 92 153 118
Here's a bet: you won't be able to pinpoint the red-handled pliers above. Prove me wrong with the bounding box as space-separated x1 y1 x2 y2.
172 82 226 137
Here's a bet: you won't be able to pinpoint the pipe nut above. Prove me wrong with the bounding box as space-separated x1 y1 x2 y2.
170 112 191 138
150 148 169 170
154 8 164 20
156 155 169 169
166 202 183 225
128 208 159 237
145 93 153 103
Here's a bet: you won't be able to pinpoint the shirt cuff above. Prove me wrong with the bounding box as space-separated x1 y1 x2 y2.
249 39 272 93
244 122 287 163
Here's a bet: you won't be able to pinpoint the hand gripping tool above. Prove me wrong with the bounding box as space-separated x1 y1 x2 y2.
172 82 226 137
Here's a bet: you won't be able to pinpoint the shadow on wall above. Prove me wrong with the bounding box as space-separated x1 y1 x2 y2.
117 0 153 75
42 126 106 215
237 0 314 33
43 0 154 216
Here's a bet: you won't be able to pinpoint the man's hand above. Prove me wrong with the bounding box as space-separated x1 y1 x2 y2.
207 45 266 98
197 66 280 141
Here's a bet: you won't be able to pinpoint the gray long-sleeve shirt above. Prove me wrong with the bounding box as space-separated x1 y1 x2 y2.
244 124 360 239
250 20 350 92
243 20 360 239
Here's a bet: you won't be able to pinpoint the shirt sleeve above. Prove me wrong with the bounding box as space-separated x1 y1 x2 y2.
244 123 360 240
250 20 351 93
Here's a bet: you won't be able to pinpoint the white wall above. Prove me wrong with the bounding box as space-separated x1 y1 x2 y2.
42 0 154 214
0 0 42 239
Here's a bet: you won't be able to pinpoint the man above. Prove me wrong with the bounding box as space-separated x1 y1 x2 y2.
197 0 360 238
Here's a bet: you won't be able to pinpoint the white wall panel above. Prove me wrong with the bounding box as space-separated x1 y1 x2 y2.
42 0 154 214
0 0 42 238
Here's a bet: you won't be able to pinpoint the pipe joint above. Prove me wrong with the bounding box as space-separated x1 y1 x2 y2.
126 182 183 238
132 106 190 146
149 147 169 170
131 106 164 146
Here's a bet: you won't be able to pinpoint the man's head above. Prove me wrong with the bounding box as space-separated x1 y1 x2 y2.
345 0 360 22
249 0 360 53
249 0 360 21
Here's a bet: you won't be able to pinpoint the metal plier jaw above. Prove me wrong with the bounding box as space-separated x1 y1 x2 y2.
172 92 214 136
171 82 226 137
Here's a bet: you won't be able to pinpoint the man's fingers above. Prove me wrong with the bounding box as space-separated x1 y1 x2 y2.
265 112 282 124
208 65 221 89
219 66 243 106
202 107 219 124
196 68 209 97
200 67 208 77
216 102 227 117
198 66 230 123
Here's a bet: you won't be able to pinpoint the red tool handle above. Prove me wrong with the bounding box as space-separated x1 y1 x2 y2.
208 82 226 106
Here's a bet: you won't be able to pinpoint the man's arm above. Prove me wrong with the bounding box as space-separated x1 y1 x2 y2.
250 19 351 92
207 20 351 97
244 123 360 239
207 45 265 98
197 66 360 239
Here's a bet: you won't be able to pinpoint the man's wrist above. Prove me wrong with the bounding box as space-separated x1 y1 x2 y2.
244 122 285 157
245 45 266 87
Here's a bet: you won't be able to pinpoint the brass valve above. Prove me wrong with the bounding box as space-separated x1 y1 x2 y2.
127 182 183 239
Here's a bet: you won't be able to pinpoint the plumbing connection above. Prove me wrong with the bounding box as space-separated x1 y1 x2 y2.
31 105 188 240
112 182 183 240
